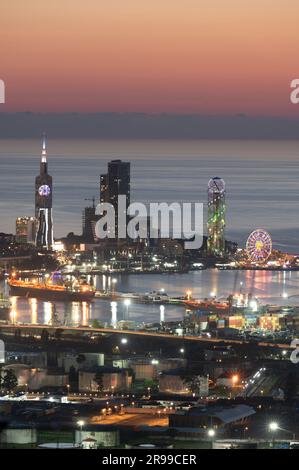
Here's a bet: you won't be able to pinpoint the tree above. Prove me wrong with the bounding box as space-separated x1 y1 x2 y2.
143 379 158 393
41 329 49 342
211 384 230 398
76 354 86 365
284 366 298 403
54 329 63 340
69 365 77 381
92 319 104 329
69 365 78 389
182 375 205 395
1 369 18 392
181 366 205 395
94 371 104 395
14 329 21 339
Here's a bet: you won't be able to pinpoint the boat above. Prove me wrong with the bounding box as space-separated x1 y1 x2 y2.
8 274 95 302
184 299 229 313
144 290 170 302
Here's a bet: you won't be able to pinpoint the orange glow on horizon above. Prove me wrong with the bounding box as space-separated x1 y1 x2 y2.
1 0 299 115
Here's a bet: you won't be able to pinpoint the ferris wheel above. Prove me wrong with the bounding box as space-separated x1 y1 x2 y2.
246 229 272 262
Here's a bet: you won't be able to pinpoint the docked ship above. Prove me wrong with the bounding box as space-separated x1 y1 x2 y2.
184 299 229 313
8 273 95 302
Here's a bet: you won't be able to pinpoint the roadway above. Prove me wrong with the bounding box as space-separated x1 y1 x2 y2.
90 411 169 428
0 322 293 351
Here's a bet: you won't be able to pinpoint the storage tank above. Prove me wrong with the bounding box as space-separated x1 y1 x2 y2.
0 427 37 446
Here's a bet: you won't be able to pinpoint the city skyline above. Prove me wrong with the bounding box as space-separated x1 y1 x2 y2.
0 137 244 251
1 138 299 252
1 0 299 456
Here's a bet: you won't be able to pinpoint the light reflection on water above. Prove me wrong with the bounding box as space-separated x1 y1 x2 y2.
2 270 299 326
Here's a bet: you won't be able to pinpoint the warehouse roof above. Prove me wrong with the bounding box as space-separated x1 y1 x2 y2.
187 404 255 424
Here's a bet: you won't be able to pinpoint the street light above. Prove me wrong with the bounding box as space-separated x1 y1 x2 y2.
269 421 295 441
269 421 279 446
207 429 215 439
269 421 279 432
231 374 239 386
77 420 85 445
121 337 128 344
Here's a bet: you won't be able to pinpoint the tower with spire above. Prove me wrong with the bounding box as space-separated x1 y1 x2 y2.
35 133 53 249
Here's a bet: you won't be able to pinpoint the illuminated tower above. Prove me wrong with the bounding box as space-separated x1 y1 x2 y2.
207 177 226 257
35 134 53 249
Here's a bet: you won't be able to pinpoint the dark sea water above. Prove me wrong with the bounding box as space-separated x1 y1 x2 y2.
0 138 299 252
1 138 299 326
2 269 299 327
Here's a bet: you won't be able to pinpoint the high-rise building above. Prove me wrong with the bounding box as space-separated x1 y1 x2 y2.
100 160 130 239
16 217 36 244
82 198 100 242
100 174 109 203
35 134 53 250
207 177 226 257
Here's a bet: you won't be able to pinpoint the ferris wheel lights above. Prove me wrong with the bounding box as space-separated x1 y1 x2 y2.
246 229 272 262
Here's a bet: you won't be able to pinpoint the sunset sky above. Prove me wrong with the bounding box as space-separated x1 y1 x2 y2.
1 0 299 115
